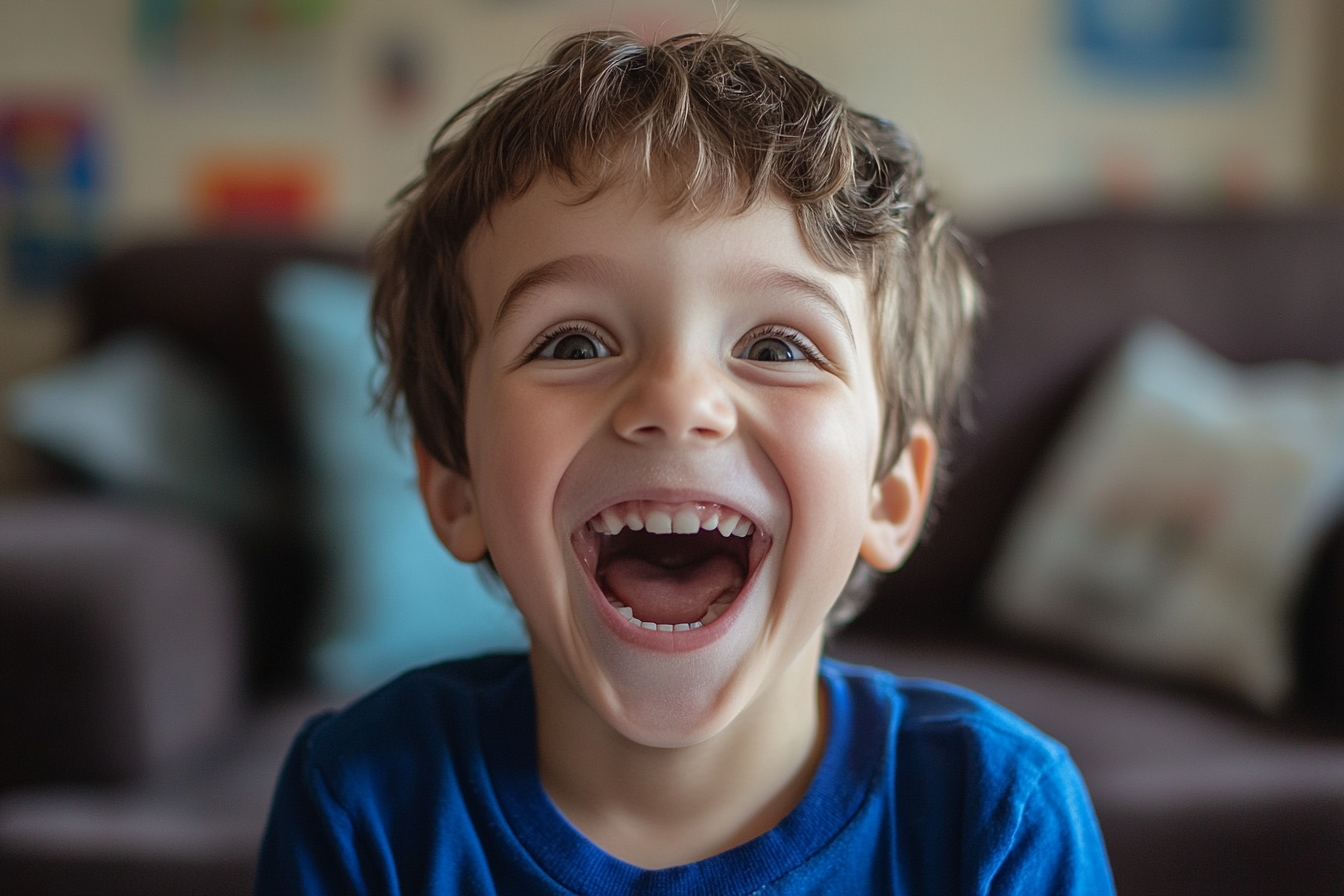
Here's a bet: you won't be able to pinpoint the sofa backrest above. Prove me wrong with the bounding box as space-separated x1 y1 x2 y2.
861 211 1344 647
72 237 364 692
75 237 364 472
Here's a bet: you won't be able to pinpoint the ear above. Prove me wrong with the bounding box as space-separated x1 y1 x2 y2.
415 439 489 563
858 421 938 572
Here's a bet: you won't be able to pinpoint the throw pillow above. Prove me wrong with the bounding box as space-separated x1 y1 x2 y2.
267 262 528 695
987 321 1344 711
5 332 276 529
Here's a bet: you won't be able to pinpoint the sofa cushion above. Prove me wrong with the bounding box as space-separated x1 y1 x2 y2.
985 321 1344 710
862 212 1344 641
267 263 529 695
0 500 242 787
6 332 277 529
0 692 331 896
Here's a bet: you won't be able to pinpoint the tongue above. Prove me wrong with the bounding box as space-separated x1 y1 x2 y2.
601 554 743 625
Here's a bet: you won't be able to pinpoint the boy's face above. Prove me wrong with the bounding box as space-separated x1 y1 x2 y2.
420 174 928 748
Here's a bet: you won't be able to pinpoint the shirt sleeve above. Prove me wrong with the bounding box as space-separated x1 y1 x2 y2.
253 714 378 896
982 754 1116 896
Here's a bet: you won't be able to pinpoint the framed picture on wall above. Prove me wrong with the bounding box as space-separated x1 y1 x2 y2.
0 103 101 300
1067 0 1253 85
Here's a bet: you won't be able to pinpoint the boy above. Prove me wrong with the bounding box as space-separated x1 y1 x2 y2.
256 31 1113 895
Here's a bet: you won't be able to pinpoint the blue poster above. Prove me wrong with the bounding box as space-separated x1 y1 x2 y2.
1068 0 1252 84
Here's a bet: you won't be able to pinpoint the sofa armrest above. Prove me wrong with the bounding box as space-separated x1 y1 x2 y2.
1297 518 1344 721
0 500 243 788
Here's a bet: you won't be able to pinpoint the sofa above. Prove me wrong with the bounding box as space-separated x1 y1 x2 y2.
2 213 1344 895
839 211 1344 895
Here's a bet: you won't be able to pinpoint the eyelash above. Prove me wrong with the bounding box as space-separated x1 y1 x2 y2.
523 323 612 361
522 323 828 365
740 325 830 366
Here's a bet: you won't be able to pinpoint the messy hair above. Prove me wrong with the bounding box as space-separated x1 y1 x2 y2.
371 30 981 625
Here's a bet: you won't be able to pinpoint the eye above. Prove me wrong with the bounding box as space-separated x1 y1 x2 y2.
734 326 825 365
743 337 799 363
531 326 613 361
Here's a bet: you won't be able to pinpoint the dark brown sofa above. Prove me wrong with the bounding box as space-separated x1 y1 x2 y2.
3 215 1344 895
840 211 1344 895
0 238 358 896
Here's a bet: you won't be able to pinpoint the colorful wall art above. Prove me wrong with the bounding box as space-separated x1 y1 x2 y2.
0 103 102 300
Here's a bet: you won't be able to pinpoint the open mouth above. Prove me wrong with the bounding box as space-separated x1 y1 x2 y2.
573 500 770 632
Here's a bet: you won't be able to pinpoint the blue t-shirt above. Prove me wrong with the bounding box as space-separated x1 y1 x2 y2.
255 654 1113 895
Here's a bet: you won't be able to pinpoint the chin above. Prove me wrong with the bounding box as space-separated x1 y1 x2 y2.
602 690 741 749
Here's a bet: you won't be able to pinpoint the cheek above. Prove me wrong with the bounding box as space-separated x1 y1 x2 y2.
465 379 579 596
471 385 565 501
764 391 879 612
789 418 874 536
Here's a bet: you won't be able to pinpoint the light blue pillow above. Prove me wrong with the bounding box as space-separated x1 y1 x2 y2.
6 331 276 529
268 263 528 695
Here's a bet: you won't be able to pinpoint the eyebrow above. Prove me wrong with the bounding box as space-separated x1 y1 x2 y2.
492 255 621 333
492 255 858 347
737 266 857 348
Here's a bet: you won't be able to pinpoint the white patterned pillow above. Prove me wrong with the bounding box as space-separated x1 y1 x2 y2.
988 321 1344 710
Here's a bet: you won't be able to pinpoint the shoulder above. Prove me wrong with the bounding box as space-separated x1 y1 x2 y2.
299 652 530 794
311 652 527 736
256 654 531 892
821 658 1114 895
822 657 1069 779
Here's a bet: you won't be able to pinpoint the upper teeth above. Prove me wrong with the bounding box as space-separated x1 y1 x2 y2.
589 501 754 538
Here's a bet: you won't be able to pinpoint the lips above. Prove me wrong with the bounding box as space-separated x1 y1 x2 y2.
572 499 770 632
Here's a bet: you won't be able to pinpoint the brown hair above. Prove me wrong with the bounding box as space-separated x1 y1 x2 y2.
372 30 979 483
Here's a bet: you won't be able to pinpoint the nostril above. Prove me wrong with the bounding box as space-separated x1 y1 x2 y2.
612 364 737 442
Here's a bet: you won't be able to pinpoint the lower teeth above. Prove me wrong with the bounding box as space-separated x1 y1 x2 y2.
606 596 733 630
619 608 706 630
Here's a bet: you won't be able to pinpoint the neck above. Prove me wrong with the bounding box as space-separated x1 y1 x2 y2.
532 638 828 869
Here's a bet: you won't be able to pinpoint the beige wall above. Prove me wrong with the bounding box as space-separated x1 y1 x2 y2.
0 0 1331 240
0 0 1332 489
1318 0 1344 198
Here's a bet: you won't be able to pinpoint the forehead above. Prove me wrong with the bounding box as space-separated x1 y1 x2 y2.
461 173 868 330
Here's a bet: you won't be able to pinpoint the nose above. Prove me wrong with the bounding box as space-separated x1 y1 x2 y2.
612 354 737 445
